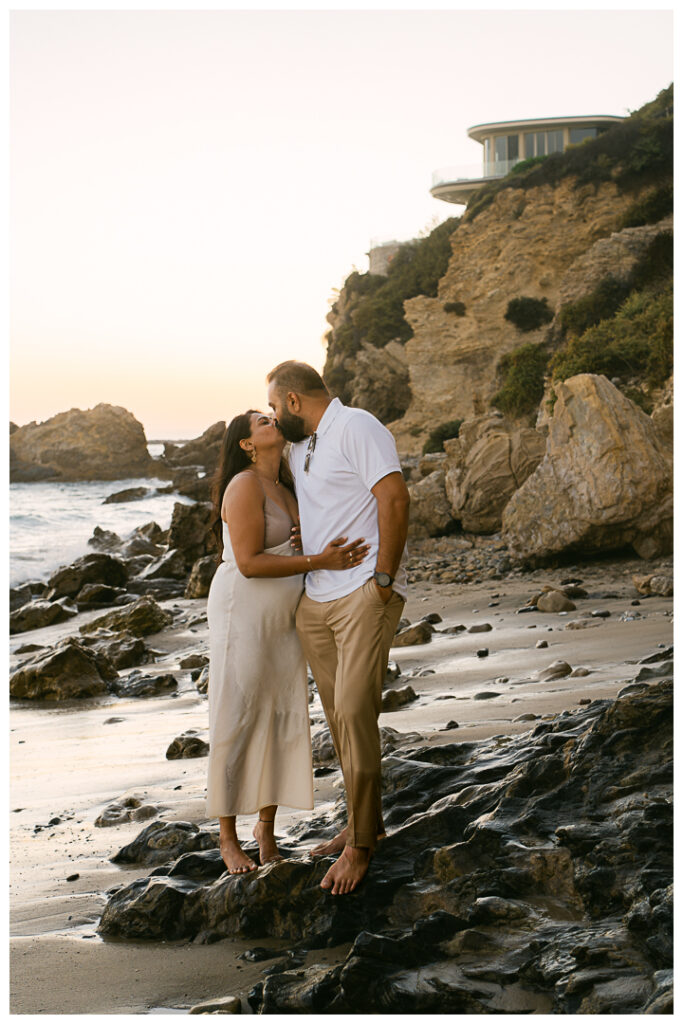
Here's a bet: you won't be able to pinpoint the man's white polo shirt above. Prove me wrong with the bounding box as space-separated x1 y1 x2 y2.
288 398 408 603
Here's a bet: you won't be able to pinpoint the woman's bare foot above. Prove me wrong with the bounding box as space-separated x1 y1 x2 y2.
220 838 257 875
311 827 348 857
253 819 283 865
320 845 370 895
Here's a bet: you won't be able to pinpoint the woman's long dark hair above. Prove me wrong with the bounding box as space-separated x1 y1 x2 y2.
210 411 296 560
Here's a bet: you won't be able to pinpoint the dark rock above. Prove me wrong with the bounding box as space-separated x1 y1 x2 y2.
103 486 150 504
381 686 417 712
137 549 188 581
80 595 173 638
75 583 129 610
167 501 215 568
166 732 209 759
420 613 442 625
537 591 576 613
441 624 467 634
185 556 217 599
537 659 572 681
112 670 177 698
96 684 672 1017
635 662 673 682
640 646 673 664
125 578 187 600
95 797 158 828
111 820 218 866
476 648 489 658
10 598 78 635
84 631 153 670
473 691 500 700
311 728 336 766
88 525 122 551
179 653 208 670
196 667 209 694
392 622 433 647
47 553 128 599
10 637 117 700
9 580 48 612
590 609 611 619
468 622 492 633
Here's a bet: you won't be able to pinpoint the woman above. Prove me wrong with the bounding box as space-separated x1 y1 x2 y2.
206 410 368 874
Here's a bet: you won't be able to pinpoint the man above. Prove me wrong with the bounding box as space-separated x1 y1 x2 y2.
266 360 410 895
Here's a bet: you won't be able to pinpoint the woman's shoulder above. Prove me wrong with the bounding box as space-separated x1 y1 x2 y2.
223 471 264 504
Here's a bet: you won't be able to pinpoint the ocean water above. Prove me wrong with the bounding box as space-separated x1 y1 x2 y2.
9 446 198 588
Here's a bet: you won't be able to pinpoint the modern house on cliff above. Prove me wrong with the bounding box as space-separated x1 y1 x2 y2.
431 115 625 205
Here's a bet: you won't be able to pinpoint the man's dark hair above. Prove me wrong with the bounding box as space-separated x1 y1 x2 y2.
267 360 328 396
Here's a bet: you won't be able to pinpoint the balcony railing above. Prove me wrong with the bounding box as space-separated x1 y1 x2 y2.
431 159 520 188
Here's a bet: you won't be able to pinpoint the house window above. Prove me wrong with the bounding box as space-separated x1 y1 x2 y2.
569 127 597 145
524 129 565 159
491 134 519 172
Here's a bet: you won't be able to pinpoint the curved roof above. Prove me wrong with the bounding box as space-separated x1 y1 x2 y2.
468 115 625 144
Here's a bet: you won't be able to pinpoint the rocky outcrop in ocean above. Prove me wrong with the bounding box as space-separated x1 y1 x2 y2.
10 404 158 482
97 679 672 1014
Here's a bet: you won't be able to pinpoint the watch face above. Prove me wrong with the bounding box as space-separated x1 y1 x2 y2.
375 572 392 587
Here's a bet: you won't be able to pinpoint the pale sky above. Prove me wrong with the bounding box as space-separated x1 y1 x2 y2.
10 7 673 438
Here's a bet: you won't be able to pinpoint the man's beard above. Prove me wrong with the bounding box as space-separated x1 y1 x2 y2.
276 409 308 443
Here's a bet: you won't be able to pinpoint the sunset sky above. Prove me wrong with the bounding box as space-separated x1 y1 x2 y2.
10 7 673 439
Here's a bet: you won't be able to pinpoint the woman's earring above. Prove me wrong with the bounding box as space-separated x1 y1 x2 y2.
249 448 257 464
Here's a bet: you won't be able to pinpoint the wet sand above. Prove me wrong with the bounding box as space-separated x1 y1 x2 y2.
10 563 673 1014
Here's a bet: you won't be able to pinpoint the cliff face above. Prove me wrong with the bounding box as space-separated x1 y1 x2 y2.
391 179 649 452
10 404 156 482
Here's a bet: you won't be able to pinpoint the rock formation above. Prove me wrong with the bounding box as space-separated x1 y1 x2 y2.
443 412 546 533
97 680 672 1015
502 374 673 561
10 404 157 482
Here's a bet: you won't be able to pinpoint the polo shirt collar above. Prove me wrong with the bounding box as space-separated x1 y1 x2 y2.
315 397 343 437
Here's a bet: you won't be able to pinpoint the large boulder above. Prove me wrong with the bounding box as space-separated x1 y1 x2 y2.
47 553 129 599
167 502 215 567
444 412 546 534
79 595 173 637
407 470 456 538
10 404 156 482
502 375 673 561
10 638 117 699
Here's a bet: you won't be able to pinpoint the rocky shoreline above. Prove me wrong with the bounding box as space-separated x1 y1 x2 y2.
9 505 674 1012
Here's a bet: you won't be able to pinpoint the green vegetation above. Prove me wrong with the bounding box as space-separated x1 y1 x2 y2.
465 84 673 223
422 419 463 454
443 301 466 316
619 183 673 229
559 232 673 338
504 296 554 332
491 343 549 417
550 285 673 392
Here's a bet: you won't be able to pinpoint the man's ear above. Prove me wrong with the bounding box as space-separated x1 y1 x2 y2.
286 391 301 413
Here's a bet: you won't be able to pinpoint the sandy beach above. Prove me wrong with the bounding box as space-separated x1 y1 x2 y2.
10 557 673 1014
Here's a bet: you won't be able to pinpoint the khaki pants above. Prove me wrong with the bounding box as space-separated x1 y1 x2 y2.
296 579 405 849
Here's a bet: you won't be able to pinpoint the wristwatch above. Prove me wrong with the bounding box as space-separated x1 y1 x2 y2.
373 570 394 588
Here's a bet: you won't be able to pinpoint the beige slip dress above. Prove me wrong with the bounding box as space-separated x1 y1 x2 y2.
205 491 314 817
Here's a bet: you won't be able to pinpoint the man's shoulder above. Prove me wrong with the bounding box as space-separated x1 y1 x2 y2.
337 404 388 434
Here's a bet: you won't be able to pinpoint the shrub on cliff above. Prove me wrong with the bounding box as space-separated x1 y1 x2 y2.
504 296 554 332
619 183 673 229
443 301 466 316
328 217 460 356
492 343 549 417
550 285 673 391
422 419 462 454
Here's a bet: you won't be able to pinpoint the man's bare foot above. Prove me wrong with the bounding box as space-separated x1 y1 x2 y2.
253 820 283 865
320 845 370 895
220 838 257 875
311 828 386 857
